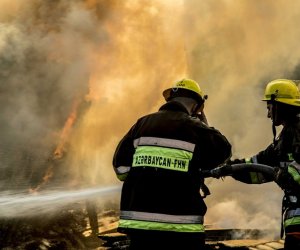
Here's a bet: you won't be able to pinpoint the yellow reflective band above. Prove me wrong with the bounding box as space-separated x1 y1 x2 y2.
285 208 300 220
288 153 294 161
291 161 300 171
284 216 300 228
119 219 205 233
117 173 128 181
288 166 300 185
132 146 192 172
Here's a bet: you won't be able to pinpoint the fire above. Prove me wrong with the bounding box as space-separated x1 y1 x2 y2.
29 164 54 194
53 100 79 159
30 99 82 193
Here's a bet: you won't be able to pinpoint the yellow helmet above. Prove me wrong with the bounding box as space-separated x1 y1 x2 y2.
262 79 300 107
163 78 207 103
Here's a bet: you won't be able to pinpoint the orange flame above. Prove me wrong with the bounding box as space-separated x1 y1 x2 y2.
30 99 81 193
29 164 54 194
53 101 79 159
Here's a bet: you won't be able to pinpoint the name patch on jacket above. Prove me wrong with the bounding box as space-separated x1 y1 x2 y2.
132 146 192 172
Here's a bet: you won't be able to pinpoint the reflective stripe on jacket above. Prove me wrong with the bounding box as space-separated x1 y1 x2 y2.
119 211 205 233
132 137 194 172
285 207 300 228
113 101 231 233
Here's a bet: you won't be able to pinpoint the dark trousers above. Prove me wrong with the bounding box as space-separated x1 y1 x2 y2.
127 230 205 250
285 234 300 250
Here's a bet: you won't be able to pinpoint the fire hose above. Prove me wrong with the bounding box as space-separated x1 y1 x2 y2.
199 163 277 198
202 163 277 180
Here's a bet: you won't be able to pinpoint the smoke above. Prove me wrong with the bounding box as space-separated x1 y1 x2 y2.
205 178 282 233
1 0 300 233
183 0 300 235
184 0 300 153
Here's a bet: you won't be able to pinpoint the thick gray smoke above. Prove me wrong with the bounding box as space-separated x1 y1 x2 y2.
0 1 90 189
0 0 187 216
1 0 300 235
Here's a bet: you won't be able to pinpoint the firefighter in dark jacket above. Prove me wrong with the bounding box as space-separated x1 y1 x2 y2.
220 79 300 250
113 78 232 250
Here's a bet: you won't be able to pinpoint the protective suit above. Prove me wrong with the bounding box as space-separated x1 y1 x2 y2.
113 79 231 250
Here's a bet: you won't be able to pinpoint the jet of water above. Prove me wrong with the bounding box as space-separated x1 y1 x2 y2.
0 185 122 217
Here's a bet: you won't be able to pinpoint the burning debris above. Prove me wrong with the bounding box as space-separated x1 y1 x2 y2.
29 96 91 193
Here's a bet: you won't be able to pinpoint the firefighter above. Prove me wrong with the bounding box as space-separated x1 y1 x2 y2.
113 78 232 250
219 79 300 250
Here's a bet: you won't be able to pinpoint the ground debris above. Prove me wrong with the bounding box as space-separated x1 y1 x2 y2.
0 205 284 250
98 228 284 250
0 203 102 250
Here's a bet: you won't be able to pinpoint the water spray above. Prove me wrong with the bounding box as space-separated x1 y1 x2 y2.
0 185 122 218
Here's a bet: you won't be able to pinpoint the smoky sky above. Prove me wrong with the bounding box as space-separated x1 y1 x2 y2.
1 0 300 231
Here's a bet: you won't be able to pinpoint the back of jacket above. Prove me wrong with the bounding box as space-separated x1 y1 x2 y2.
113 101 232 233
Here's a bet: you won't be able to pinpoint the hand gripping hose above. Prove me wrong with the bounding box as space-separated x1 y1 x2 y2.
202 163 276 180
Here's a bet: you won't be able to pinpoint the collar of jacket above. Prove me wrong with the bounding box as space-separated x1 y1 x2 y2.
159 101 189 114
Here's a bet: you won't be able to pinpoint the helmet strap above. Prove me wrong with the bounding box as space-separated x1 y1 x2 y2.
272 122 276 144
271 94 277 144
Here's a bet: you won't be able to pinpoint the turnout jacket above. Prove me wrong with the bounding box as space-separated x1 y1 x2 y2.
113 101 231 234
233 115 300 234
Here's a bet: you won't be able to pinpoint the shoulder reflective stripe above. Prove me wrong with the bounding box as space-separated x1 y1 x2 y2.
285 208 300 220
132 146 192 172
114 166 131 174
120 211 203 224
119 219 205 233
288 166 300 184
133 137 195 152
284 216 300 228
290 161 300 171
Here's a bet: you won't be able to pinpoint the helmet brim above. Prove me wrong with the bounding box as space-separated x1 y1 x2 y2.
262 98 300 106
162 88 205 103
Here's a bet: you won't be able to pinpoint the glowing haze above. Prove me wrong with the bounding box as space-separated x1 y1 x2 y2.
1 0 300 234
